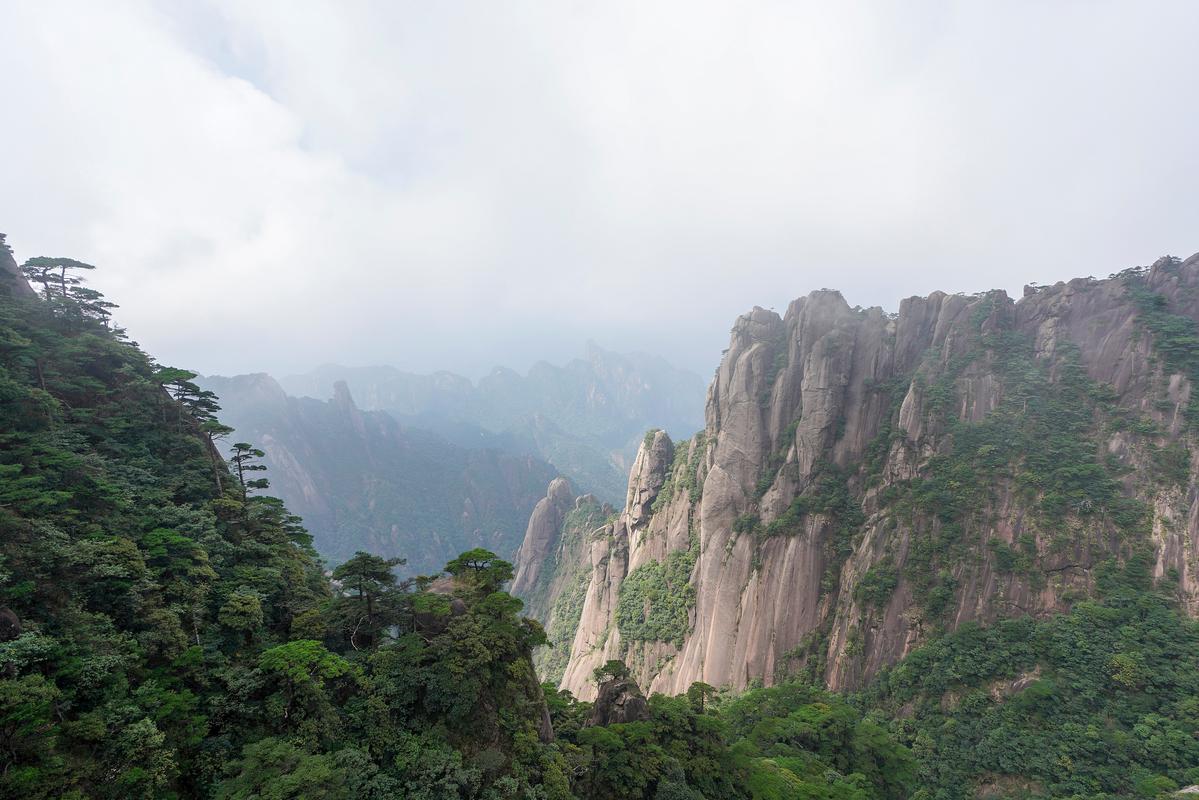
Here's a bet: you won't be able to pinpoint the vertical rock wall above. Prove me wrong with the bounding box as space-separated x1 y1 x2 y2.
516 254 1199 700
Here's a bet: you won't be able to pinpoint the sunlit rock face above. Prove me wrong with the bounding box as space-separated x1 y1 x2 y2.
523 254 1199 700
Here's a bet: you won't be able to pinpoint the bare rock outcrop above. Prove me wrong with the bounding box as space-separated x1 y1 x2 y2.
0 234 35 298
511 477 576 598
587 676 651 726
544 253 1199 699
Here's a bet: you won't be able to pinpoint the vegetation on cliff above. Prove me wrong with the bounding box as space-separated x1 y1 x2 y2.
0 248 565 798
5 240 1199 800
865 557 1199 799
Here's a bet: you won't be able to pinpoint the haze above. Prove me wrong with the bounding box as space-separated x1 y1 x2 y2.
1 1 1196 379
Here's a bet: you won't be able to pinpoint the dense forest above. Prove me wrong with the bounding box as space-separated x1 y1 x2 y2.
2 237 1198 800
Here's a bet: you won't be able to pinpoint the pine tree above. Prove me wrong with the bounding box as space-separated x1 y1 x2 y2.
229 442 270 498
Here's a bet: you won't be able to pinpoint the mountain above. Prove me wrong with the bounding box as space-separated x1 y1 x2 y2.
198 373 559 575
9 229 1199 799
515 253 1199 701
0 230 928 800
510 478 613 684
0 244 581 797
277 342 707 502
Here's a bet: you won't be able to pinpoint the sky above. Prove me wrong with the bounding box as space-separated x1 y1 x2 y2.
1 1 1197 380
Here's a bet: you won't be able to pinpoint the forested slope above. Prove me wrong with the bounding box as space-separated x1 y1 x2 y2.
0 237 564 798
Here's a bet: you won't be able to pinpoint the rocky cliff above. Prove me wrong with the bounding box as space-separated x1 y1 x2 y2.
510 478 613 684
519 254 1199 700
0 233 35 298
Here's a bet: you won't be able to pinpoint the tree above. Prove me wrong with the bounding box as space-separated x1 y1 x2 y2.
257 640 354 734
0 676 63 799
156 366 223 427
65 285 118 326
594 659 630 685
443 548 513 595
219 588 264 645
330 552 407 650
213 738 352 800
19 257 108 321
229 442 269 498
686 682 717 714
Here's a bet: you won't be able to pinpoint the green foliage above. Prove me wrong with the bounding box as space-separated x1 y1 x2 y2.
1122 262 1199 426
559 681 918 800
733 700 913 800
764 463 862 539
213 737 355 800
330 551 407 649
529 498 607 684
1150 441 1191 487
733 513 762 535
0 259 574 798
615 537 698 646
864 570 1199 800
594 659 631 684
853 560 899 607
445 548 515 597
0 259 342 796
652 433 707 514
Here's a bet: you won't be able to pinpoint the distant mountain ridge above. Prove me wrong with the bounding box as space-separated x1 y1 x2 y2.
200 344 703 573
199 372 559 575
278 341 706 502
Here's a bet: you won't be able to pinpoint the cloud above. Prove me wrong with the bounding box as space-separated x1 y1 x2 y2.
1 0 1197 378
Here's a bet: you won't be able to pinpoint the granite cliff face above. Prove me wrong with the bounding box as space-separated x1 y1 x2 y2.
517 254 1199 700
511 478 612 684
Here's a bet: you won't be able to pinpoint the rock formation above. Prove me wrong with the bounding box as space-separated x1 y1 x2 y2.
0 607 20 642
511 477 577 599
587 675 651 726
518 254 1199 700
510 479 612 684
0 234 35 298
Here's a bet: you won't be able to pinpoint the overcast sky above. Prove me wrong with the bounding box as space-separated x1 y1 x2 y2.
1 1 1197 380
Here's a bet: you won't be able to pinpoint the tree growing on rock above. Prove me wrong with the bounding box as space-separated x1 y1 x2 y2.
593 659 630 685
444 548 514 596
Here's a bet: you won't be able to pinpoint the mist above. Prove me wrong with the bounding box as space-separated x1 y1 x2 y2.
1 0 1196 379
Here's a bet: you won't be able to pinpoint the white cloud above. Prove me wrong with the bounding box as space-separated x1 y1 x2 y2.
1 0 1197 378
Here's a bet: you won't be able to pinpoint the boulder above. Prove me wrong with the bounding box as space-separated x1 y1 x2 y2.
587 677 650 726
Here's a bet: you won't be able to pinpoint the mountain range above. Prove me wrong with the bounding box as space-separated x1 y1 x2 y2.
514 253 1199 702
200 346 704 573
8 228 1199 798
278 344 706 502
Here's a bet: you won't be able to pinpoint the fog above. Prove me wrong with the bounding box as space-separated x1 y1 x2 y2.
1 1 1196 379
